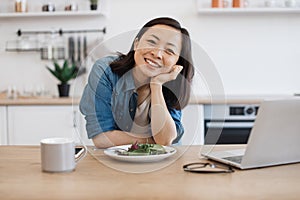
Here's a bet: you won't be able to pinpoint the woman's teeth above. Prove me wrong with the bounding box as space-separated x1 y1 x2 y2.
145 59 161 68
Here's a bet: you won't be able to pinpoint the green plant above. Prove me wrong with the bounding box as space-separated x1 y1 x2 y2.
90 0 98 4
46 60 77 84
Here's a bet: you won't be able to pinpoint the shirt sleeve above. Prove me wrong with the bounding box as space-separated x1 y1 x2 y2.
79 57 117 139
167 107 184 144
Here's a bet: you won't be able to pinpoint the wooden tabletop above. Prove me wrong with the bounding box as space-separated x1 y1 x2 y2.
0 145 299 199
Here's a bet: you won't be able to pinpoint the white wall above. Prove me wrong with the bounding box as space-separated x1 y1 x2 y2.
105 0 300 96
1 0 300 96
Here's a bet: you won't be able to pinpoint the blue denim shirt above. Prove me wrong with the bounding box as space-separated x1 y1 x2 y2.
79 56 184 144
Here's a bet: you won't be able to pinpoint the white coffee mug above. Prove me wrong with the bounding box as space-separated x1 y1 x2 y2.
40 137 87 173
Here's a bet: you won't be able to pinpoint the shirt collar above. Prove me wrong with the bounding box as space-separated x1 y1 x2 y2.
115 69 136 93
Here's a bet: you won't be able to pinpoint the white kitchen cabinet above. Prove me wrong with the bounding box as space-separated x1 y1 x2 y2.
0 106 8 145
7 105 92 145
181 104 204 145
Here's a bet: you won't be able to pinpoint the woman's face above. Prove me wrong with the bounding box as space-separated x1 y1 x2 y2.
133 24 182 79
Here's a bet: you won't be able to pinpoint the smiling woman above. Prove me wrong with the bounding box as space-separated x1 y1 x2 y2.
79 17 194 148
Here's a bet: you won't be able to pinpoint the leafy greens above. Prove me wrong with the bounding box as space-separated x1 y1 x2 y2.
117 141 167 156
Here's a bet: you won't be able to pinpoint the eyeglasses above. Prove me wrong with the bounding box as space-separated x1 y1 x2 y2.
183 162 234 174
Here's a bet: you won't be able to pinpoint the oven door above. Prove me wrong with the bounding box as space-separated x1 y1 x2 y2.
204 120 254 144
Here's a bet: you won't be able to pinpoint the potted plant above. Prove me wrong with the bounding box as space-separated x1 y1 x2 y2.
46 60 77 97
90 0 98 10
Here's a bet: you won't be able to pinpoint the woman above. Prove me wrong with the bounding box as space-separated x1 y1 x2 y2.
80 17 194 148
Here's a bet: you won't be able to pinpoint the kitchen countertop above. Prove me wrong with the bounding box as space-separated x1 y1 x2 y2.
0 145 299 199
0 93 296 106
0 96 80 105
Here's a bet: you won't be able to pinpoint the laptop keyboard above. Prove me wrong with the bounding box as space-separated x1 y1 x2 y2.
223 155 243 164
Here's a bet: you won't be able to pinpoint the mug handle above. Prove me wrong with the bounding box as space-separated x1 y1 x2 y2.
75 145 87 163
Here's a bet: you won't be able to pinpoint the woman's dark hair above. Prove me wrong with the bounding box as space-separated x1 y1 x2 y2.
110 17 194 110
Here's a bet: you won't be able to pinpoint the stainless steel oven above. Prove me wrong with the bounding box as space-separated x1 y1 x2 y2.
204 104 259 144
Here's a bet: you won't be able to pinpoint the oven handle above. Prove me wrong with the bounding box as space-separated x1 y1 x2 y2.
206 122 254 128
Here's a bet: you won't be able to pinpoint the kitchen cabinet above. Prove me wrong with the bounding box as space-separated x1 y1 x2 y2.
181 104 204 145
7 105 92 145
0 106 8 145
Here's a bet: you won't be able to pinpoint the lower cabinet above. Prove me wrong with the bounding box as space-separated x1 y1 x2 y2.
2 104 204 146
7 105 93 145
0 106 7 145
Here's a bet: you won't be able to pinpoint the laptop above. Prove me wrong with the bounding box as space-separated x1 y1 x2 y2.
201 98 300 169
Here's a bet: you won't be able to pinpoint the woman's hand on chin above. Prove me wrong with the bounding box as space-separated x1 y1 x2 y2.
150 65 183 85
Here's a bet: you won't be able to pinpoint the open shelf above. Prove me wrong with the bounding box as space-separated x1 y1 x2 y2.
197 7 300 14
0 10 105 18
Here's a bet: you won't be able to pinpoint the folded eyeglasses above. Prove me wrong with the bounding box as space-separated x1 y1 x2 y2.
183 162 234 173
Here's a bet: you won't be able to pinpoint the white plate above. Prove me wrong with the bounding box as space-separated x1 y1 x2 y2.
104 145 177 162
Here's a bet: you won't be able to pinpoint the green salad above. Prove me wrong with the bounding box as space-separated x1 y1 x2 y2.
117 141 167 156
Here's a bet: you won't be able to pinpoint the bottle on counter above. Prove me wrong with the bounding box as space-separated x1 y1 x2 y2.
15 0 28 12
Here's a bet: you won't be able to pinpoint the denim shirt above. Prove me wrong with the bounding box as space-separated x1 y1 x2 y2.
79 56 184 144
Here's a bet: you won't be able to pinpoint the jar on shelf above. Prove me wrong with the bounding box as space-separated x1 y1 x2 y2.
264 0 277 7
285 0 297 7
41 31 66 60
232 0 244 8
211 0 223 8
15 0 28 12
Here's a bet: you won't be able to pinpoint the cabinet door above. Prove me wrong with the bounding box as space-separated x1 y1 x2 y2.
0 106 8 145
7 105 92 145
181 104 204 145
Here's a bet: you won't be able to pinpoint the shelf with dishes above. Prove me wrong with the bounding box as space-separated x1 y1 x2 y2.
197 7 300 14
0 10 105 18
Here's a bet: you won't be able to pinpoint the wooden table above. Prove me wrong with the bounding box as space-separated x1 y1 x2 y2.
0 145 300 199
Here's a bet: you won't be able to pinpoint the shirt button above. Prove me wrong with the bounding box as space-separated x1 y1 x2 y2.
130 108 133 112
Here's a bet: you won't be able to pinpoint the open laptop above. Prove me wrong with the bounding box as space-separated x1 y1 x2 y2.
201 98 300 169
